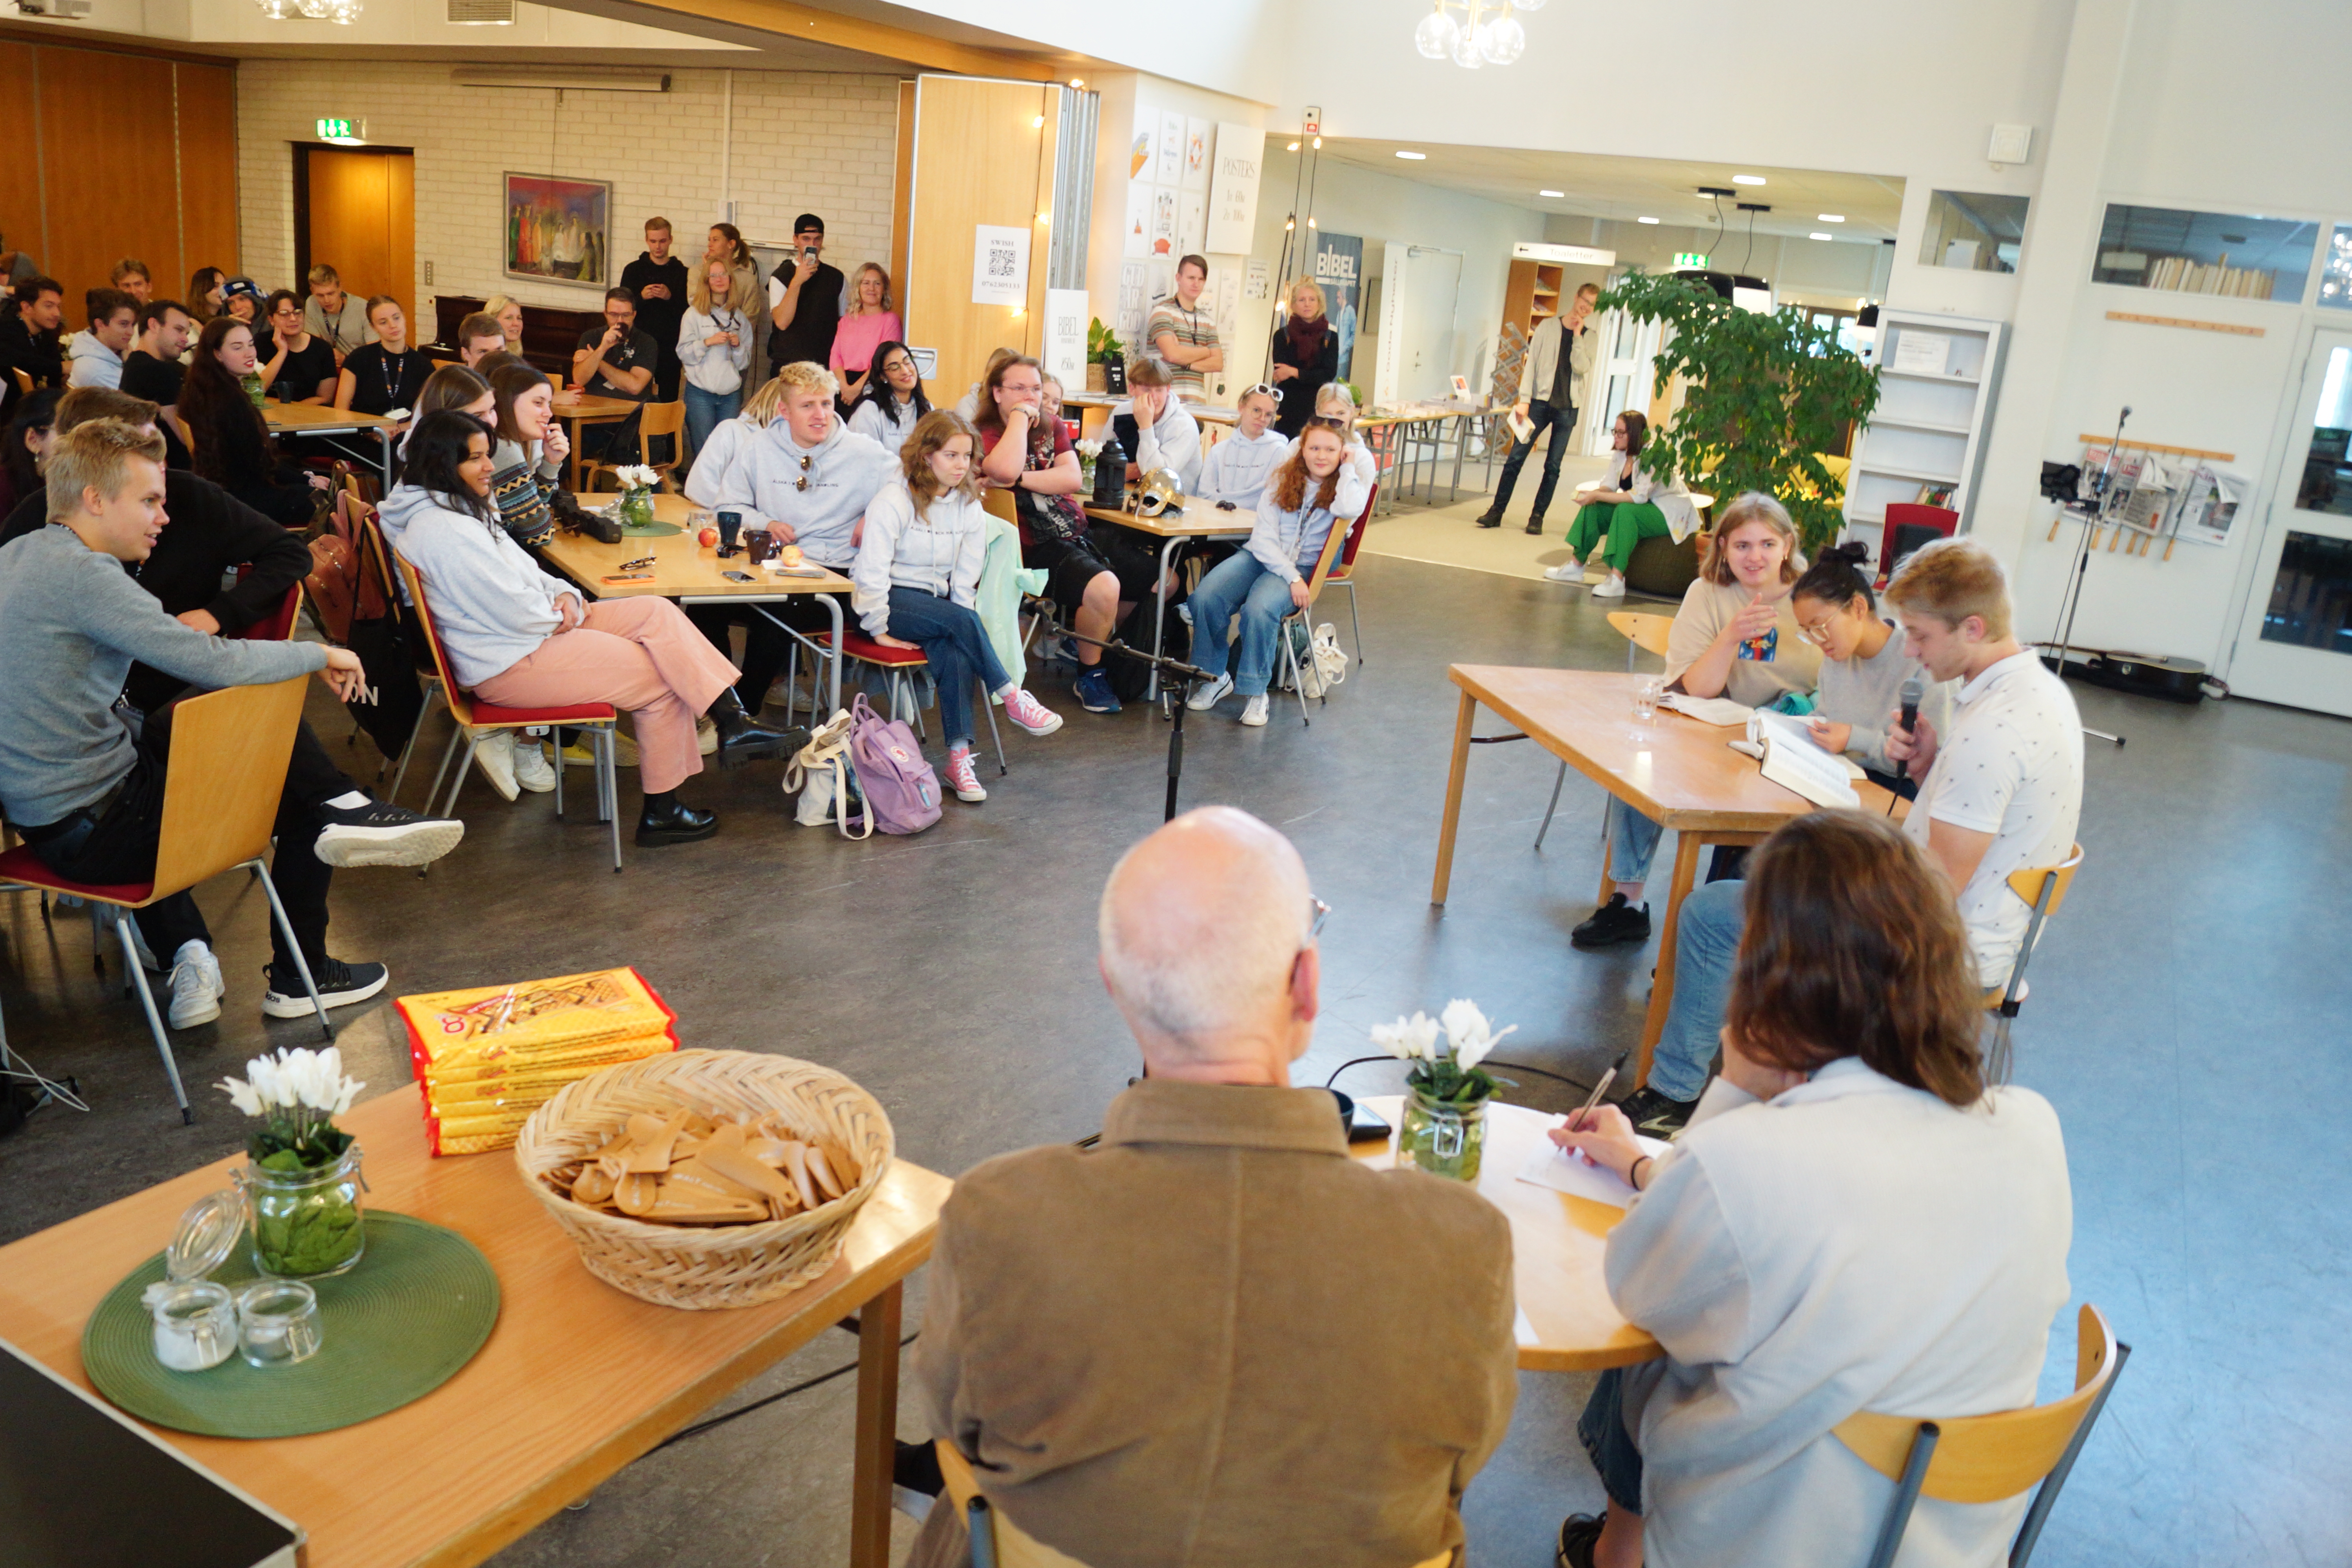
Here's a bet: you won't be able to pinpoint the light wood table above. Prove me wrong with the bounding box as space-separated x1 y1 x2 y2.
549 392 641 492
1081 495 1256 700
1430 666 1902 1083
537 494 856 716
262 400 400 492
1352 1096 1659 1371
0 1088 951 1568
1359 399 1492 512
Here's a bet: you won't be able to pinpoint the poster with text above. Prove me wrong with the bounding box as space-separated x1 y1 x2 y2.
1204 123 1265 256
1124 182 1151 258
1314 232 1366 383
1131 104 1155 180
1178 192 1206 260
1117 261 1151 354
1183 118 1212 189
971 224 1030 307
1150 187 1178 258
1044 287 1089 387
1156 110 1184 184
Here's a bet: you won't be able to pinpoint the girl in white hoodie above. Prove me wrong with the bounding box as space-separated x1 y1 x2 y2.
677 260 753 462
853 411 1063 803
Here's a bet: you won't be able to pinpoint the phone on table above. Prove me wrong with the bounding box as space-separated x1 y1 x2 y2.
601 573 654 584
721 570 757 583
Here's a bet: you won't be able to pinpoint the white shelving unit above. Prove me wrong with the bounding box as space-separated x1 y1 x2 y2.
1843 310 2007 559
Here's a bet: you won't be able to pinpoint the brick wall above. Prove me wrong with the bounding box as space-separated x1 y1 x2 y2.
236 60 900 322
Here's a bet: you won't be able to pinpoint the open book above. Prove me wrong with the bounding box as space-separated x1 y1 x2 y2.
1746 710 1867 780
1743 717 1860 809
1659 693 1752 726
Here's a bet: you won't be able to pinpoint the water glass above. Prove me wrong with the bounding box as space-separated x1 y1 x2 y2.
1632 676 1665 726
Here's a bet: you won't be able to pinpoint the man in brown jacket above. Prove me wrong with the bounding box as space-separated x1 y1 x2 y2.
907 806 1519 1568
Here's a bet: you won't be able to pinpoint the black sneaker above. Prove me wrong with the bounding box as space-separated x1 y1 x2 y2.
1570 893 1651 949
1473 511 1505 529
261 957 389 1018
1618 1084 1699 1139
1557 1514 1605 1568
313 799 465 869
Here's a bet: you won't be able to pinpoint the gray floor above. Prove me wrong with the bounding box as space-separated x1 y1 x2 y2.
3 539 2347 1566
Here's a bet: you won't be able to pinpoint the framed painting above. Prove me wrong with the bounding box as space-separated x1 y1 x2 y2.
504 172 611 288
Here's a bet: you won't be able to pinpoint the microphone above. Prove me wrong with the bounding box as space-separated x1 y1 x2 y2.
1898 675 1922 737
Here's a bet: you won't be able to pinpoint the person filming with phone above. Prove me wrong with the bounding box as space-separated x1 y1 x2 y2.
768 213 844 383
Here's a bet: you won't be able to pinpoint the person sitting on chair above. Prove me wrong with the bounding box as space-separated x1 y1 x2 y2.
178 316 330 529
1280 381 1377 490
1185 418 1368 728
0 419 459 1029
1111 359 1202 493
1196 384 1289 510
485 360 572 549
1788 540 1951 799
844 340 928 454
1545 811 2072 1568
852 411 1063 804
682 372 781 508
906 806 1517 1568
392 412 799 848
1543 409 1696 599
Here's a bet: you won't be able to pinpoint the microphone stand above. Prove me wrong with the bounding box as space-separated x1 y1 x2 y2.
1053 626 1216 822
2041 405 2128 747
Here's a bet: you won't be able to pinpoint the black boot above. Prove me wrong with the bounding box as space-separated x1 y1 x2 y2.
1474 510 1504 528
1526 517 1545 535
704 688 806 769
635 789 718 846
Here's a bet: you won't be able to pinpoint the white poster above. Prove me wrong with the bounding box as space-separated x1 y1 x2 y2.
1245 258 1271 301
1890 330 1952 375
1182 117 1212 190
1044 287 1088 386
1205 122 1266 256
1211 267 1242 396
1117 260 1151 352
1123 182 1151 258
1156 110 1184 184
1178 192 1206 259
971 224 1030 307
1129 104 1155 180
1149 186 1178 259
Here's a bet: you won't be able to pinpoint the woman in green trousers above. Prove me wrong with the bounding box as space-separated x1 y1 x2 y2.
1549 410 1694 599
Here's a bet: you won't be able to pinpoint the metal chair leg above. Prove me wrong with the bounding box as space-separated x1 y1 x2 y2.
1343 579 1363 664
600 727 623 873
551 730 566 820
248 860 332 1041
979 677 1007 775
2009 1343 2130 1567
113 911 191 1121
1534 758 1570 850
386 675 443 805
1861 1421 1940 1568
438 733 481 821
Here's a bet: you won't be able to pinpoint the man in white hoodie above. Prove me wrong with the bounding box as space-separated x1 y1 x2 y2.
67 288 138 390
1111 360 1202 492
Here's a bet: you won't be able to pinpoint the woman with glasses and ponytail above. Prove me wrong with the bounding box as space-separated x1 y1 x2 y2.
1544 409 1694 599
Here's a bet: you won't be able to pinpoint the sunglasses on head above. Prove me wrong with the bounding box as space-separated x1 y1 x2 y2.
1306 415 1347 431
793 452 814 492
1242 383 1285 406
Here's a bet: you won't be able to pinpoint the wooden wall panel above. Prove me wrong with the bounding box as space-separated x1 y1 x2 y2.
0 42 45 275
301 149 416 331
904 75 1054 403
35 46 181 313
890 79 914 295
176 62 241 290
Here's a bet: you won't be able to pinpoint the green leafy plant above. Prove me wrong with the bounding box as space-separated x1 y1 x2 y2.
1597 272 1882 553
1086 317 1124 365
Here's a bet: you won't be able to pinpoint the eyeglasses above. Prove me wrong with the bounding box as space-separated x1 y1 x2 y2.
1243 383 1285 406
1307 896 1331 940
1795 614 1838 646
619 555 657 571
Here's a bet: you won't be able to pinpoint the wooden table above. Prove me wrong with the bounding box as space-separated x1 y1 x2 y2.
0 1089 951 1568
549 392 641 492
537 494 856 716
1352 1096 1659 1371
1359 399 1494 512
262 401 399 492
1430 666 1901 1083
1082 494 1256 701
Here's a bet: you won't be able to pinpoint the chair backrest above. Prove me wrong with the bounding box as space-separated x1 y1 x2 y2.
2008 842 2084 920
1606 610 1675 660
394 554 480 724
1878 502 1959 580
1834 1304 2121 1506
9 367 30 398
234 582 303 642
1303 485 1377 604
1330 483 1378 576
150 675 310 898
981 484 1020 526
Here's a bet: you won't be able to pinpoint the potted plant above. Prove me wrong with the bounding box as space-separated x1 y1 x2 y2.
1597 272 1882 554
612 464 661 530
218 1047 369 1279
1087 317 1125 394
1373 1000 1514 1182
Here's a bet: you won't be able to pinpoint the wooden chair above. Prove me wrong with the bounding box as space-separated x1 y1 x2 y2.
803 629 1007 774
8 367 31 399
0 677 332 1121
394 555 624 873
1984 843 2084 1080
1532 611 1674 851
1272 484 1378 726
579 400 688 494
1835 1304 2129 1568
981 485 1020 526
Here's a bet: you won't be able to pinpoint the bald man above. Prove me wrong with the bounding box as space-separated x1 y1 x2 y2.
906 807 1519 1568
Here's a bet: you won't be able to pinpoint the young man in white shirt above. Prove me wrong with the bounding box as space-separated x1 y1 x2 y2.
1112 359 1202 492
1616 537 2083 1136
303 265 374 365
66 289 138 390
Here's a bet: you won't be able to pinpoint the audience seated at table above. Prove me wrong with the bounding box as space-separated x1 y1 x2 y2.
677 260 753 460
1269 276 1340 441
1634 538 2084 1136
303 264 374 362
1196 384 1288 509
259 289 338 405
844 340 928 453
218 277 263 326
1787 540 1951 797
0 274 65 391
949 347 1019 425
977 354 1163 716
334 296 432 419
392 411 799 849
852 411 1064 803
66 287 137 390
485 359 571 548
180 316 328 528
683 372 782 507
1185 418 1369 727
0 418 461 1028
907 805 1517 1568
0 387 58 516
1111 359 1202 493
109 259 153 306
120 299 195 469
1282 381 1377 491
396 363 495 471
187 266 226 326
1546 809 2072 1568
1545 410 1696 599
829 262 900 408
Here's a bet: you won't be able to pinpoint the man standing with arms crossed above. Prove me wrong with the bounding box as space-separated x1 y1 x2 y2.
1476 280 1599 534
1146 254 1223 402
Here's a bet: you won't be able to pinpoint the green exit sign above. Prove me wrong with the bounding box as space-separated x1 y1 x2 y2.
1673 252 1710 269
316 118 361 140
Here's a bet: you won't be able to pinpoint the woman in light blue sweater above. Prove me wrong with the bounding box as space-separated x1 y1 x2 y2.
1789 541 1951 798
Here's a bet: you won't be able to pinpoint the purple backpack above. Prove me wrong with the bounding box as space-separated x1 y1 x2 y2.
845 693 941 835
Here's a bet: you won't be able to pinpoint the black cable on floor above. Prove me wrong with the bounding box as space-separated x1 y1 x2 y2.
652 1330 919 1452
1325 1055 1599 1099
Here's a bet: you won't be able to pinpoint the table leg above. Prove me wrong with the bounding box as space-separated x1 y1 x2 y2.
849 1281 904 1568
1147 534 1180 702
1448 414 1468 503
1635 831 1705 1087
379 425 395 495
1430 690 1479 905
561 417 581 493
822 594 844 714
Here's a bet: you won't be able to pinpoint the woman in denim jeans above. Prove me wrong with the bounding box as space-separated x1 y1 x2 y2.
677 261 752 463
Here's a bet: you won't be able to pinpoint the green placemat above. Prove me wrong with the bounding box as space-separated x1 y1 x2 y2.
617 519 682 537
82 1211 499 1438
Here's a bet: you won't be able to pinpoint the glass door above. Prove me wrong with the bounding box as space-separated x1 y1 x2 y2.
2229 330 2352 715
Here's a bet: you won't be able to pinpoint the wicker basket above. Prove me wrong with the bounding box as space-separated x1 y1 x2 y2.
514 1049 895 1310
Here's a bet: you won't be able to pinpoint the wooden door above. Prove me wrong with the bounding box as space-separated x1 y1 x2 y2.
301 148 415 325
904 76 1057 404
35 46 181 310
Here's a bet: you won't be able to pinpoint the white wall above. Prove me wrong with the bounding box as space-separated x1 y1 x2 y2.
236 60 900 322
1543 213 1891 303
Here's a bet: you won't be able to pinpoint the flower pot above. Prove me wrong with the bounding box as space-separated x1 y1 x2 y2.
1085 362 1107 393
1398 1087 1488 1182
238 1144 367 1279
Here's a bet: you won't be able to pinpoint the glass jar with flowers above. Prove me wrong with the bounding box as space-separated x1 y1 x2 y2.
612 464 660 529
1076 437 1105 493
1373 1000 1514 1183
218 1047 370 1279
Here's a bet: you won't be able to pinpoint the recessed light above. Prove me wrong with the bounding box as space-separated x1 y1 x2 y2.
1395 150 1427 160
1732 174 1767 186
1818 213 1845 223
1637 216 1660 224
1809 232 1834 241
1539 189 1564 198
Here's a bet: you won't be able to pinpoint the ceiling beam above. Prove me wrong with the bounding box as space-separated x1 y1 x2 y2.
606 0 1060 78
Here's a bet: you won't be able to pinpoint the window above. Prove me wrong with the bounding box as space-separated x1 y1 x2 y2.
2091 203 2318 303
1918 191 2029 273
2318 223 2352 312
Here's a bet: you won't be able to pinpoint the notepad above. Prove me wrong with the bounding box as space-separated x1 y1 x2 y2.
1658 693 1751 726
1518 1133 1674 1207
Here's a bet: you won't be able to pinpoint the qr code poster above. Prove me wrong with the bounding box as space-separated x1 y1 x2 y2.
971 224 1031 308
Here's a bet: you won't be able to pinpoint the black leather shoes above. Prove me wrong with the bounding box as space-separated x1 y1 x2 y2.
706 689 806 768
1526 518 1545 535
635 797 719 846
1473 511 1504 528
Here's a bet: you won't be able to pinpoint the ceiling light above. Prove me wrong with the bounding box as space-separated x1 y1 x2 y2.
1539 189 1564 198
1287 140 1300 151
1414 0 1542 69
1818 213 1845 223
1396 150 1426 160
1732 174 1766 186
1809 232 1834 241
1069 78 1083 88
1637 216 1660 224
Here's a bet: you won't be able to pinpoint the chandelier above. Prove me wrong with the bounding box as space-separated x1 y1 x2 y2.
1413 0 1540 68
254 0 364 22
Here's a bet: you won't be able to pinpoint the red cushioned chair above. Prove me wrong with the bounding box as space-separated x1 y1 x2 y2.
1272 484 1377 726
394 555 624 873
1877 503 1960 588
806 627 1007 776
1317 482 1376 664
234 581 304 642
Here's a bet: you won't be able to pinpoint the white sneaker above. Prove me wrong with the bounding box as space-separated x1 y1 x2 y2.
943 747 987 803
1187 672 1234 711
1542 558 1584 583
512 740 556 793
166 940 224 1029
470 729 519 801
1000 685 1063 736
1176 601 1194 629
1591 574 1628 599
1240 694 1270 727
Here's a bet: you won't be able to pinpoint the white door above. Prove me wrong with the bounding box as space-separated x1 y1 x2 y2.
2228 330 2352 715
1397 246 1463 403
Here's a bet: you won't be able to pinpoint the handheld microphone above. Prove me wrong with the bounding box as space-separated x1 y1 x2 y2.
1898 675 1922 737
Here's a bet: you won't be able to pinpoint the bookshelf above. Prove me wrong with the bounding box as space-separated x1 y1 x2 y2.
1842 310 2007 554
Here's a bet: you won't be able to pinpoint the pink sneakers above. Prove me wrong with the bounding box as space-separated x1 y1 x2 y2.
944 746 988 802
1002 685 1063 737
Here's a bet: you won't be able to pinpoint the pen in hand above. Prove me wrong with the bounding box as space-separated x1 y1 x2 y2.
1563 1050 1629 1140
